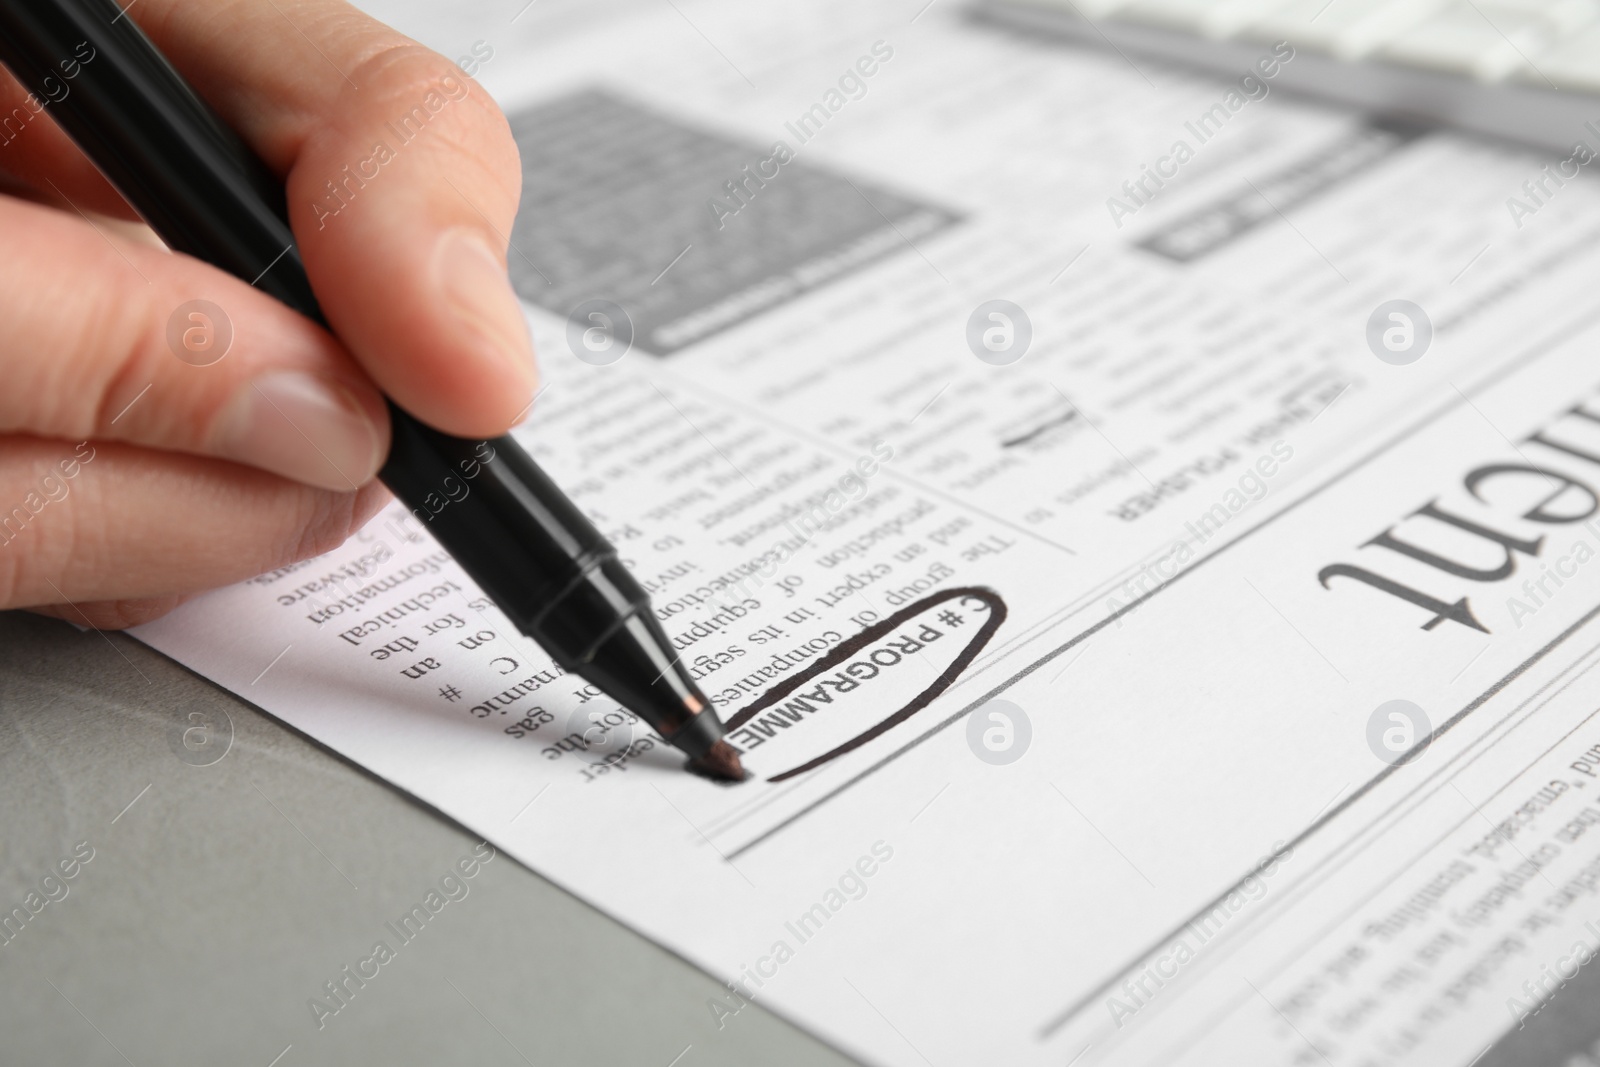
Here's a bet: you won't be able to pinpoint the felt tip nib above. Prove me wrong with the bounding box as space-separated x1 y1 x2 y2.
688 740 746 783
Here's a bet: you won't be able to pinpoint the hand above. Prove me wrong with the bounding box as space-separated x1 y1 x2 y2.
0 0 536 628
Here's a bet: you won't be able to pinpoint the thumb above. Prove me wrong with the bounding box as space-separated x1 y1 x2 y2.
290 46 537 438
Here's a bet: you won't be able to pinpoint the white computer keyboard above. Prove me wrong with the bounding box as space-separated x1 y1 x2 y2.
976 0 1600 153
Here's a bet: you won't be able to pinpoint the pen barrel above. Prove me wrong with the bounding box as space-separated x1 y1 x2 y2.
381 411 643 669
385 415 719 752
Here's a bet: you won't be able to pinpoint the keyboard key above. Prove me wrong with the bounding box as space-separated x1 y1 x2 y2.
1515 22 1600 89
1380 3 1564 81
1006 0 1133 19
1481 0 1598 28
1117 0 1291 38
1243 0 1447 58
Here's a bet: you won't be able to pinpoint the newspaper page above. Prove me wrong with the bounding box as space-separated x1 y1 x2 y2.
134 2 1600 1063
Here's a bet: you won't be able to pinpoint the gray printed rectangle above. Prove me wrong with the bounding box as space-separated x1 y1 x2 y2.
504 89 962 355
1137 123 1424 264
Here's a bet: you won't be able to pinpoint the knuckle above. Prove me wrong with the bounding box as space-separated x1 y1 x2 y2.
18 266 139 440
87 296 170 437
0 201 183 445
281 482 386 566
338 44 520 201
33 251 170 440
348 43 471 119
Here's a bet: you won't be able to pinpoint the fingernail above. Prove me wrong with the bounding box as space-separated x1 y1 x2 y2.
435 227 536 387
216 371 382 490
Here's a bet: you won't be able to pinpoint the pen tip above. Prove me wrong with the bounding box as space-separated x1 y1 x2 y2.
688 740 746 783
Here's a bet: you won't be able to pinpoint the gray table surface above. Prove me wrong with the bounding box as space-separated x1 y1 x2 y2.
0 610 855 1066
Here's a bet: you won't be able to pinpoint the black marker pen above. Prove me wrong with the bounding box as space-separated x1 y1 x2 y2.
0 0 745 781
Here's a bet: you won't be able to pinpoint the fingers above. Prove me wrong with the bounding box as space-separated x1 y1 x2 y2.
0 194 390 492
0 436 389 623
130 0 538 438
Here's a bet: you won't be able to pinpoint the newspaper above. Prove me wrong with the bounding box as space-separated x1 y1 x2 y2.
135 2 1600 1063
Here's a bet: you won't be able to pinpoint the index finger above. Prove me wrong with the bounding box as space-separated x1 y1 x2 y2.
129 0 537 438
